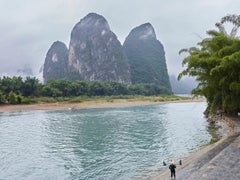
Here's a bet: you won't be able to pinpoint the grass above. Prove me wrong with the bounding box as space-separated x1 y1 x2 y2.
207 123 221 144
30 95 192 104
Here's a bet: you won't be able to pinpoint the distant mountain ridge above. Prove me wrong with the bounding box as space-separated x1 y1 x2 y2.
170 75 197 94
43 13 172 93
43 13 130 83
43 41 69 81
123 23 171 91
68 13 131 83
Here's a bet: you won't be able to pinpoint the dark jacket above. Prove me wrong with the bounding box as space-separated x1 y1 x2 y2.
169 164 176 172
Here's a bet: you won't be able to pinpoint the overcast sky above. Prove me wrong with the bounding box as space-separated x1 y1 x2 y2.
0 0 239 78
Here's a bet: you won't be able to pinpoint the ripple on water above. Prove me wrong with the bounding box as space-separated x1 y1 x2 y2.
0 102 211 179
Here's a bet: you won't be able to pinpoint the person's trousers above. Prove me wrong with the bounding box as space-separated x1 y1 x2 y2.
171 170 175 177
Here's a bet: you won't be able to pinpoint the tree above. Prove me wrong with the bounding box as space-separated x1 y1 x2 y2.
178 14 240 115
41 85 62 97
88 81 111 96
0 76 23 94
71 80 89 96
22 77 42 97
0 91 6 104
8 91 18 104
109 81 129 95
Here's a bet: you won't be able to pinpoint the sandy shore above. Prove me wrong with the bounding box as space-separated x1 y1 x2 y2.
151 115 240 180
0 98 205 113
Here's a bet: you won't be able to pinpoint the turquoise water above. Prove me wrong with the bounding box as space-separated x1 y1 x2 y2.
0 102 210 180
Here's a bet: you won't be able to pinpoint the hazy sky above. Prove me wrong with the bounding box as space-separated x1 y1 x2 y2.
0 0 239 78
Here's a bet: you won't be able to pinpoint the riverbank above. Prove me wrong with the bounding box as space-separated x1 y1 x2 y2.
151 115 240 180
0 97 205 113
0 99 208 180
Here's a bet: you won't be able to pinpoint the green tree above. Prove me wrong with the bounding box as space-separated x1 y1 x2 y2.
8 91 18 104
0 76 23 94
41 85 63 97
45 78 74 97
0 91 6 104
89 81 112 96
178 14 240 115
71 80 89 96
109 81 129 95
22 77 42 97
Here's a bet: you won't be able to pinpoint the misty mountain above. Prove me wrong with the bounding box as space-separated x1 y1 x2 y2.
43 13 131 83
170 75 197 94
123 23 172 92
68 13 131 83
43 41 69 81
43 13 172 93
17 67 33 77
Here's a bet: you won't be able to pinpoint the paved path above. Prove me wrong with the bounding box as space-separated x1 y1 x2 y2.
177 133 240 180
151 117 240 180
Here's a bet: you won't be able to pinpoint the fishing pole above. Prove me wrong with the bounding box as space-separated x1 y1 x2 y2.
163 160 182 166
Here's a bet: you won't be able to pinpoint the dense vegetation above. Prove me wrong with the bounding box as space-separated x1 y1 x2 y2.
0 76 172 105
178 15 240 115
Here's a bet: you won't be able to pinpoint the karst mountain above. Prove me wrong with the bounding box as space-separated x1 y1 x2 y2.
123 23 171 90
43 13 172 93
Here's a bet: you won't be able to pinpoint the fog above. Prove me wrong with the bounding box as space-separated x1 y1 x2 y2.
0 0 239 78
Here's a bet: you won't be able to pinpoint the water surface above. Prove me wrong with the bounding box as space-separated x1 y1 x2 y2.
0 102 210 179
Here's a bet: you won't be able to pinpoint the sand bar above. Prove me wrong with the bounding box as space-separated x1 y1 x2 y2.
0 98 205 113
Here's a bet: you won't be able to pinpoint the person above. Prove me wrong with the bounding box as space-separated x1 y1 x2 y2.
169 160 176 179
163 161 167 166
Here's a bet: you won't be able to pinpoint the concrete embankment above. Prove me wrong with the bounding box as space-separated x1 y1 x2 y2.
151 116 240 180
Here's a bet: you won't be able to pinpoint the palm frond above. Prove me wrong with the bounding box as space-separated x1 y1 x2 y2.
215 23 227 35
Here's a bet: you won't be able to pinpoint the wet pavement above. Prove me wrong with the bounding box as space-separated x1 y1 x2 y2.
151 117 240 180
177 133 240 180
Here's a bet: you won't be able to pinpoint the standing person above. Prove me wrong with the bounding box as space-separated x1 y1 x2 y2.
169 160 176 179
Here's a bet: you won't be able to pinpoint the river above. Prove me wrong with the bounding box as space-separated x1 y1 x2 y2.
0 102 211 180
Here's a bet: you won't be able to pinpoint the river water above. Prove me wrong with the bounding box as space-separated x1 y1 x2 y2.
0 102 211 180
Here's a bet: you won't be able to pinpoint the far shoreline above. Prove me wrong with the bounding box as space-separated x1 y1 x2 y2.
0 97 205 113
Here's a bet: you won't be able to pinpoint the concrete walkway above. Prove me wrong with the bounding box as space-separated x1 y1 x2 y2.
188 133 240 180
151 117 240 180
176 133 240 180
